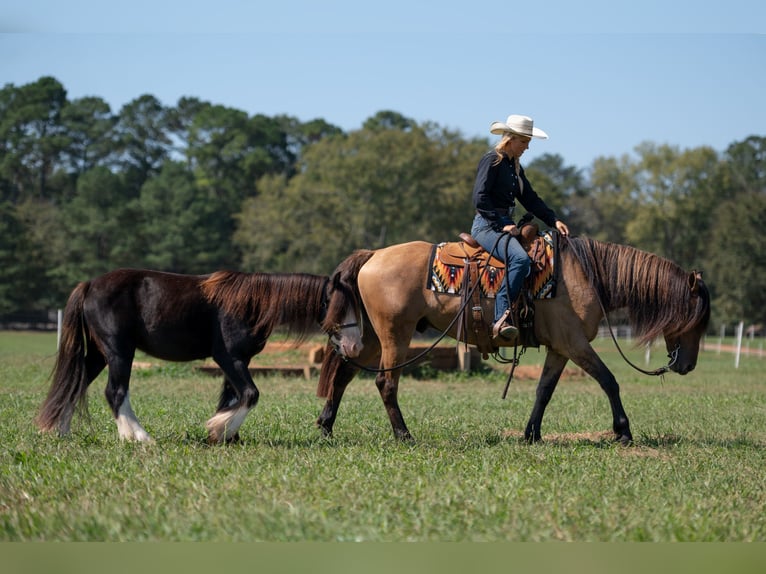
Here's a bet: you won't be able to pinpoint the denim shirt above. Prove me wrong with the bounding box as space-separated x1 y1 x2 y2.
471 150 558 232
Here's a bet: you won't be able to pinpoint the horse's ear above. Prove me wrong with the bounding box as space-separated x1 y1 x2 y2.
688 270 702 294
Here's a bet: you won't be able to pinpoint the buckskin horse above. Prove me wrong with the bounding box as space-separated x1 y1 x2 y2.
316 235 710 444
37 268 363 443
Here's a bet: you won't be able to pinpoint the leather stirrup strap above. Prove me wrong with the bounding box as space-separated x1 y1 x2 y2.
456 259 471 348
467 261 493 357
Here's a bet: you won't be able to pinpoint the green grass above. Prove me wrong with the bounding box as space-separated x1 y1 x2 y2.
1 331 764 541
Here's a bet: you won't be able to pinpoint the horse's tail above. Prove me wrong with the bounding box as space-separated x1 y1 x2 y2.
36 281 95 434
316 249 374 399
316 341 348 399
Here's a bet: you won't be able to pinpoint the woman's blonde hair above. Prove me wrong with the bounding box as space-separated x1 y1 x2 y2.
492 132 516 165
491 132 525 193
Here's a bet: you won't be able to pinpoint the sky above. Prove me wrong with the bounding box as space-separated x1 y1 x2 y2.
2 0 764 170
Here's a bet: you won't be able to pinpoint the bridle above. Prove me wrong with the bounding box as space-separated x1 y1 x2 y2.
323 279 364 355
326 320 361 339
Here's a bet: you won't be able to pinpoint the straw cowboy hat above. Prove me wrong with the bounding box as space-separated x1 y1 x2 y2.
489 114 548 139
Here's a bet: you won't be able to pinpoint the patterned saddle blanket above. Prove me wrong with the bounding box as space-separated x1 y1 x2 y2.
427 231 557 299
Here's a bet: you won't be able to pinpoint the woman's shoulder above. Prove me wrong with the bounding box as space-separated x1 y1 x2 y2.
479 149 510 169
479 149 502 165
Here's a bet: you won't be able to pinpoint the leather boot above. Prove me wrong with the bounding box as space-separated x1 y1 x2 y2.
492 309 518 341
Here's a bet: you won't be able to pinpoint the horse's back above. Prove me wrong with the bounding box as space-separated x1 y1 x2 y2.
83 269 216 360
359 241 433 297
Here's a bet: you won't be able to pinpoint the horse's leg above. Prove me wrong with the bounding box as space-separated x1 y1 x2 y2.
206 351 260 444
524 349 569 443
375 367 411 441
570 346 633 445
374 337 415 441
215 377 243 443
103 350 153 443
317 331 381 437
316 353 360 437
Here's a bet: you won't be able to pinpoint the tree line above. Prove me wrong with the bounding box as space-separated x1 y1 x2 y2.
1 76 764 330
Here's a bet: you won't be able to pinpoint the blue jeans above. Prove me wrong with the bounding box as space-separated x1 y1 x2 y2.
471 214 530 322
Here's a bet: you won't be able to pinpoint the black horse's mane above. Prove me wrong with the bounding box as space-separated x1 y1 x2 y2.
564 237 710 345
201 271 329 339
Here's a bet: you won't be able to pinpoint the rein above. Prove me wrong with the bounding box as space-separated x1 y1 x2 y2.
568 236 679 377
596 294 678 377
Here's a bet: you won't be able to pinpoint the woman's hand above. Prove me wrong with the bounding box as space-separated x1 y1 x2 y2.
555 220 570 236
502 224 520 236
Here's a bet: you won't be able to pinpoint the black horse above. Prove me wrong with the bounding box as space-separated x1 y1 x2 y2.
37 268 362 443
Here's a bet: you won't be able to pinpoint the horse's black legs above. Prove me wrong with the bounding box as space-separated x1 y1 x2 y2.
525 350 569 443
206 354 260 444
375 371 412 441
572 347 633 444
103 352 153 442
316 333 381 438
525 346 632 445
316 356 359 437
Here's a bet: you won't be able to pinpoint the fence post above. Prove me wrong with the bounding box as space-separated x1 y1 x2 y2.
734 321 744 368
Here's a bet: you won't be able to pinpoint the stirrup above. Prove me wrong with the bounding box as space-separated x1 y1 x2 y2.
492 311 518 341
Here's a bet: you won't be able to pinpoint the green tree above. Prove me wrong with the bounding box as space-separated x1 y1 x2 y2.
706 136 766 327
574 154 638 243
525 153 586 229
0 77 69 203
60 96 116 176
9 198 66 309
136 161 235 273
113 94 173 191
51 167 137 289
707 191 766 326
720 135 766 194
623 143 719 267
0 203 30 313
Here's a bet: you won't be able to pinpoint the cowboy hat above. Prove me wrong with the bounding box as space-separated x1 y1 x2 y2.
489 114 548 139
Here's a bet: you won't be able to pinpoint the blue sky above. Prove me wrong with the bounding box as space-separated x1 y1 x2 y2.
2 0 764 170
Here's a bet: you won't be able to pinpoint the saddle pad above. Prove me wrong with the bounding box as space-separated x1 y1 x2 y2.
427 232 557 300
427 242 505 298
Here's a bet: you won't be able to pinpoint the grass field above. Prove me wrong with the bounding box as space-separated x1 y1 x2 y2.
0 331 764 542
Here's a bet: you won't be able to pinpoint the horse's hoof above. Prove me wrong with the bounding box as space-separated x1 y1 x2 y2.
225 432 241 444
207 432 226 445
615 434 634 446
524 424 542 443
316 420 334 437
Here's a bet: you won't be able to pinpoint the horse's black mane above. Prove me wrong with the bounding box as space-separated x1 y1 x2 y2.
564 237 710 345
